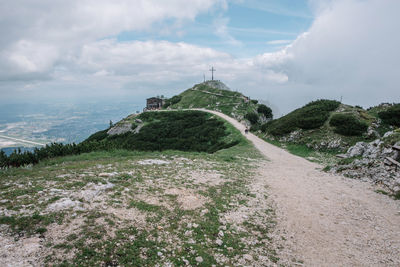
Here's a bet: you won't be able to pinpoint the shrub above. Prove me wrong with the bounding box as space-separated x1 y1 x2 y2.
244 112 259 125
378 104 400 127
257 104 273 119
85 129 108 142
329 113 368 136
264 99 340 136
250 99 258 104
250 123 260 132
163 95 182 108
260 122 271 133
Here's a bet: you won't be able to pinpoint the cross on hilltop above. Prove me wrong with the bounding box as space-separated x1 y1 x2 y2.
209 66 216 81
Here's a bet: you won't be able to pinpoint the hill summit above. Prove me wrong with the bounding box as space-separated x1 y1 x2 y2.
203 80 231 91
164 81 261 121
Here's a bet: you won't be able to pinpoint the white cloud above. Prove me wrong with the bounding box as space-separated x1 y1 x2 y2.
74 39 233 77
254 0 400 111
266 40 293 45
213 16 242 46
0 0 224 81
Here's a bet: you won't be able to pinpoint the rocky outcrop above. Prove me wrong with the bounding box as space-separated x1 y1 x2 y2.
307 137 345 150
278 130 347 151
107 120 144 136
107 122 133 135
330 132 400 194
203 80 231 91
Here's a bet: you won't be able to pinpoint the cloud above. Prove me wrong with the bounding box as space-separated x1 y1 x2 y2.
0 0 224 81
244 0 313 18
74 39 233 78
213 16 242 46
266 40 293 45
254 0 400 111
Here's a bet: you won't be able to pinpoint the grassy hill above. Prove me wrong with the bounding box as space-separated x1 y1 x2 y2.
257 99 400 164
0 110 243 168
165 81 260 121
0 126 281 266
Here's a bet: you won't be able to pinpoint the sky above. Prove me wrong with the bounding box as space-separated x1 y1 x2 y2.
0 0 399 115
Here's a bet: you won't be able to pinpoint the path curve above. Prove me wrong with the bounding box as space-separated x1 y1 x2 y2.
197 108 400 266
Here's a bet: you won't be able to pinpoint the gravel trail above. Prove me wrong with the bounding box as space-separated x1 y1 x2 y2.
202 109 400 266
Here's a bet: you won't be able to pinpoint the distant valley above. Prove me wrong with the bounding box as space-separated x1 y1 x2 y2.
0 101 143 154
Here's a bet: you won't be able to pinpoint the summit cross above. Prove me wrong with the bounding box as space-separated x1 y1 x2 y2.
209 67 216 81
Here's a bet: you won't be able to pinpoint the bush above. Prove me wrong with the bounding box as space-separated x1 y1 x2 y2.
329 113 368 136
163 95 182 108
85 129 108 142
264 99 340 136
250 123 261 132
250 99 258 104
244 112 259 125
378 104 400 127
260 122 270 133
257 104 273 119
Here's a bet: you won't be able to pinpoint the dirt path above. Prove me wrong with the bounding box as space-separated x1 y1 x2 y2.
201 109 400 266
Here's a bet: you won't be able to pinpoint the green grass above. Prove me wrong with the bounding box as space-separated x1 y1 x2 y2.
168 82 259 119
0 117 280 266
375 189 389 195
0 212 64 236
262 99 340 136
285 143 315 158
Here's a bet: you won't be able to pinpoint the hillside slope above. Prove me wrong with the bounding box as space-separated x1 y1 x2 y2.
0 110 242 168
165 81 260 121
260 100 392 152
0 113 288 266
258 100 400 195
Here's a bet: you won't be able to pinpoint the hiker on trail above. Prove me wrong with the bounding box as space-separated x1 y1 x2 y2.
245 128 249 134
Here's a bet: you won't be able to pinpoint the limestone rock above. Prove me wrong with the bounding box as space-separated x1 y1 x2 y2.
107 122 134 136
346 142 368 157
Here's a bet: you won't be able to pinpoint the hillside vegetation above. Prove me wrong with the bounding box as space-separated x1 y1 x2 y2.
262 100 341 136
0 128 283 266
255 100 400 167
165 81 260 121
0 111 241 168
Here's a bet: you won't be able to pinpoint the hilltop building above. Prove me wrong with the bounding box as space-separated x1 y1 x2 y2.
146 97 164 110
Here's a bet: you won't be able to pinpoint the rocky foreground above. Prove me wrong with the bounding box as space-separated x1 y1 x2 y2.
331 130 400 196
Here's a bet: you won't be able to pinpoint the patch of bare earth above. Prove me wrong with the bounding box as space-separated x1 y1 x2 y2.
164 188 207 210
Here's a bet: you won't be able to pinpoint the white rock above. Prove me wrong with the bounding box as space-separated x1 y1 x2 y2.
347 142 368 157
184 230 192 237
243 254 253 261
98 172 118 177
215 239 223 246
47 198 83 211
218 230 224 237
383 131 394 138
195 256 203 263
137 159 170 165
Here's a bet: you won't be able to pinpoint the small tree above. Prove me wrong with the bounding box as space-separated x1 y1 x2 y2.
245 112 259 125
378 104 400 127
0 150 7 168
257 104 273 119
